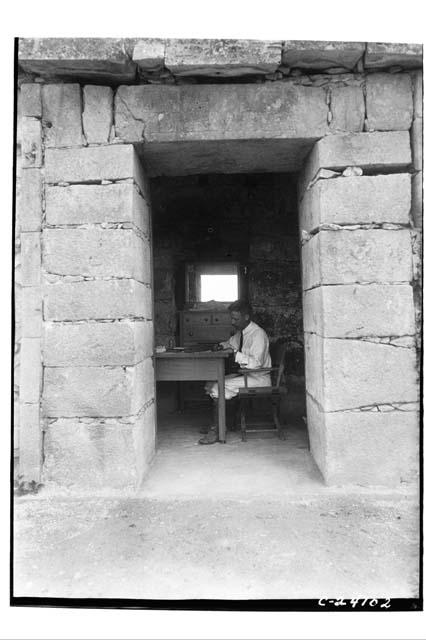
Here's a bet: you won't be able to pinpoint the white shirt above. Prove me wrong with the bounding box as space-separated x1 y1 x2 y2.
221 321 271 371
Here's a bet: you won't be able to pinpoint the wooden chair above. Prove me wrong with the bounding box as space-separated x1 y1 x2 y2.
237 342 287 442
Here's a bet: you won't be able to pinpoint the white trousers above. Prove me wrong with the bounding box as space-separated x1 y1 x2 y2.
205 372 271 400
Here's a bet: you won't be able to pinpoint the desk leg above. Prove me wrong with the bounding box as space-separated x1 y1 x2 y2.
217 361 226 443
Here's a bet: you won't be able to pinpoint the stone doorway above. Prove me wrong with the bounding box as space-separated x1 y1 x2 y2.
17 73 420 491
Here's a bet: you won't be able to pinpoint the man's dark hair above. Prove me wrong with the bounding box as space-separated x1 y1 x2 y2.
228 299 252 316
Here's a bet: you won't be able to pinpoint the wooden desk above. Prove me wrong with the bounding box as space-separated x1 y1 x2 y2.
154 350 231 442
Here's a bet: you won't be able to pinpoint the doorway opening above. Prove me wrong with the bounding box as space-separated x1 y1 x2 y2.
149 171 321 492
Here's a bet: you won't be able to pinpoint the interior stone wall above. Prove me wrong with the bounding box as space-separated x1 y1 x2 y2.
151 173 304 376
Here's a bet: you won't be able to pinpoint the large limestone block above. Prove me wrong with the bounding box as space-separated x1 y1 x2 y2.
329 85 365 132
45 183 149 234
19 338 42 403
42 84 84 147
43 320 153 366
132 38 165 71
21 118 42 168
114 84 329 143
133 403 156 485
132 358 155 414
21 232 41 286
43 365 138 416
44 279 152 321
300 174 411 233
302 230 413 290
282 41 364 70
411 171 423 229
20 83 42 117
412 71 423 119
19 38 137 82
306 394 419 486
43 228 151 282
165 39 281 76
300 132 411 195
365 42 423 70
19 168 42 231
305 334 418 411
43 418 138 489
411 117 423 172
303 283 415 337
82 85 113 144
44 145 146 192
365 73 413 131
22 287 42 338
19 403 42 483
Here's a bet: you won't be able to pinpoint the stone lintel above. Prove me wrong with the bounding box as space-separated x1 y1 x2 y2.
365 42 423 69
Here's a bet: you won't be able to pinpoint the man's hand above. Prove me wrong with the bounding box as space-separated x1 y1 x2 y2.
212 343 224 352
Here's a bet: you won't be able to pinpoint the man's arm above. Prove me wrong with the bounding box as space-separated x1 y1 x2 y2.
235 331 269 369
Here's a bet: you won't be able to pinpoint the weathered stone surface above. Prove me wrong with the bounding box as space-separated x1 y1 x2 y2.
365 73 413 131
143 138 318 176
114 83 329 143
45 183 150 233
44 366 136 416
19 168 42 231
45 145 144 187
43 321 153 366
300 174 411 233
43 418 138 488
132 39 165 71
21 118 42 168
19 338 42 403
19 38 137 82
44 279 152 321
282 41 364 70
365 42 423 69
305 334 418 411
21 232 41 286
20 83 42 117
306 395 419 486
412 70 423 119
302 230 413 290
132 358 155 413
329 85 365 132
303 283 415 337
133 403 156 486
19 403 41 483
43 401 156 488
411 117 423 171
165 38 281 76
43 228 151 282
411 171 423 228
300 132 411 196
22 287 42 337
42 84 84 147
82 85 113 144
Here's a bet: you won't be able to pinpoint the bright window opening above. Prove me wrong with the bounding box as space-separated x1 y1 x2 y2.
200 274 239 302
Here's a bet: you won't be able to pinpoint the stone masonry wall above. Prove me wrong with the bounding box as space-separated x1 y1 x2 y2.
18 83 156 489
299 129 420 485
16 41 422 488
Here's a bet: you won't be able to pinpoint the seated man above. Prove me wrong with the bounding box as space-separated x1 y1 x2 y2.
200 299 272 444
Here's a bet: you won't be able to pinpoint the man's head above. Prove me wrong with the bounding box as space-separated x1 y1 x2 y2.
228 299 252 332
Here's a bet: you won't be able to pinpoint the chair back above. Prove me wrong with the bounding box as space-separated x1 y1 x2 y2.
269 342 286 388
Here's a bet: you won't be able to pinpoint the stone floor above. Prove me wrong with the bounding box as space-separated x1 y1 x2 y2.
13 410 420 602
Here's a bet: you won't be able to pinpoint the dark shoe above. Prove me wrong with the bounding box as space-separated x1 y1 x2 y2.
198 429 218 445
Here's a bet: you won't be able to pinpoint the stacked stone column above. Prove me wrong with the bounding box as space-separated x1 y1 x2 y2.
19 83 155 489
18 84 44 482
299 132 419 485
